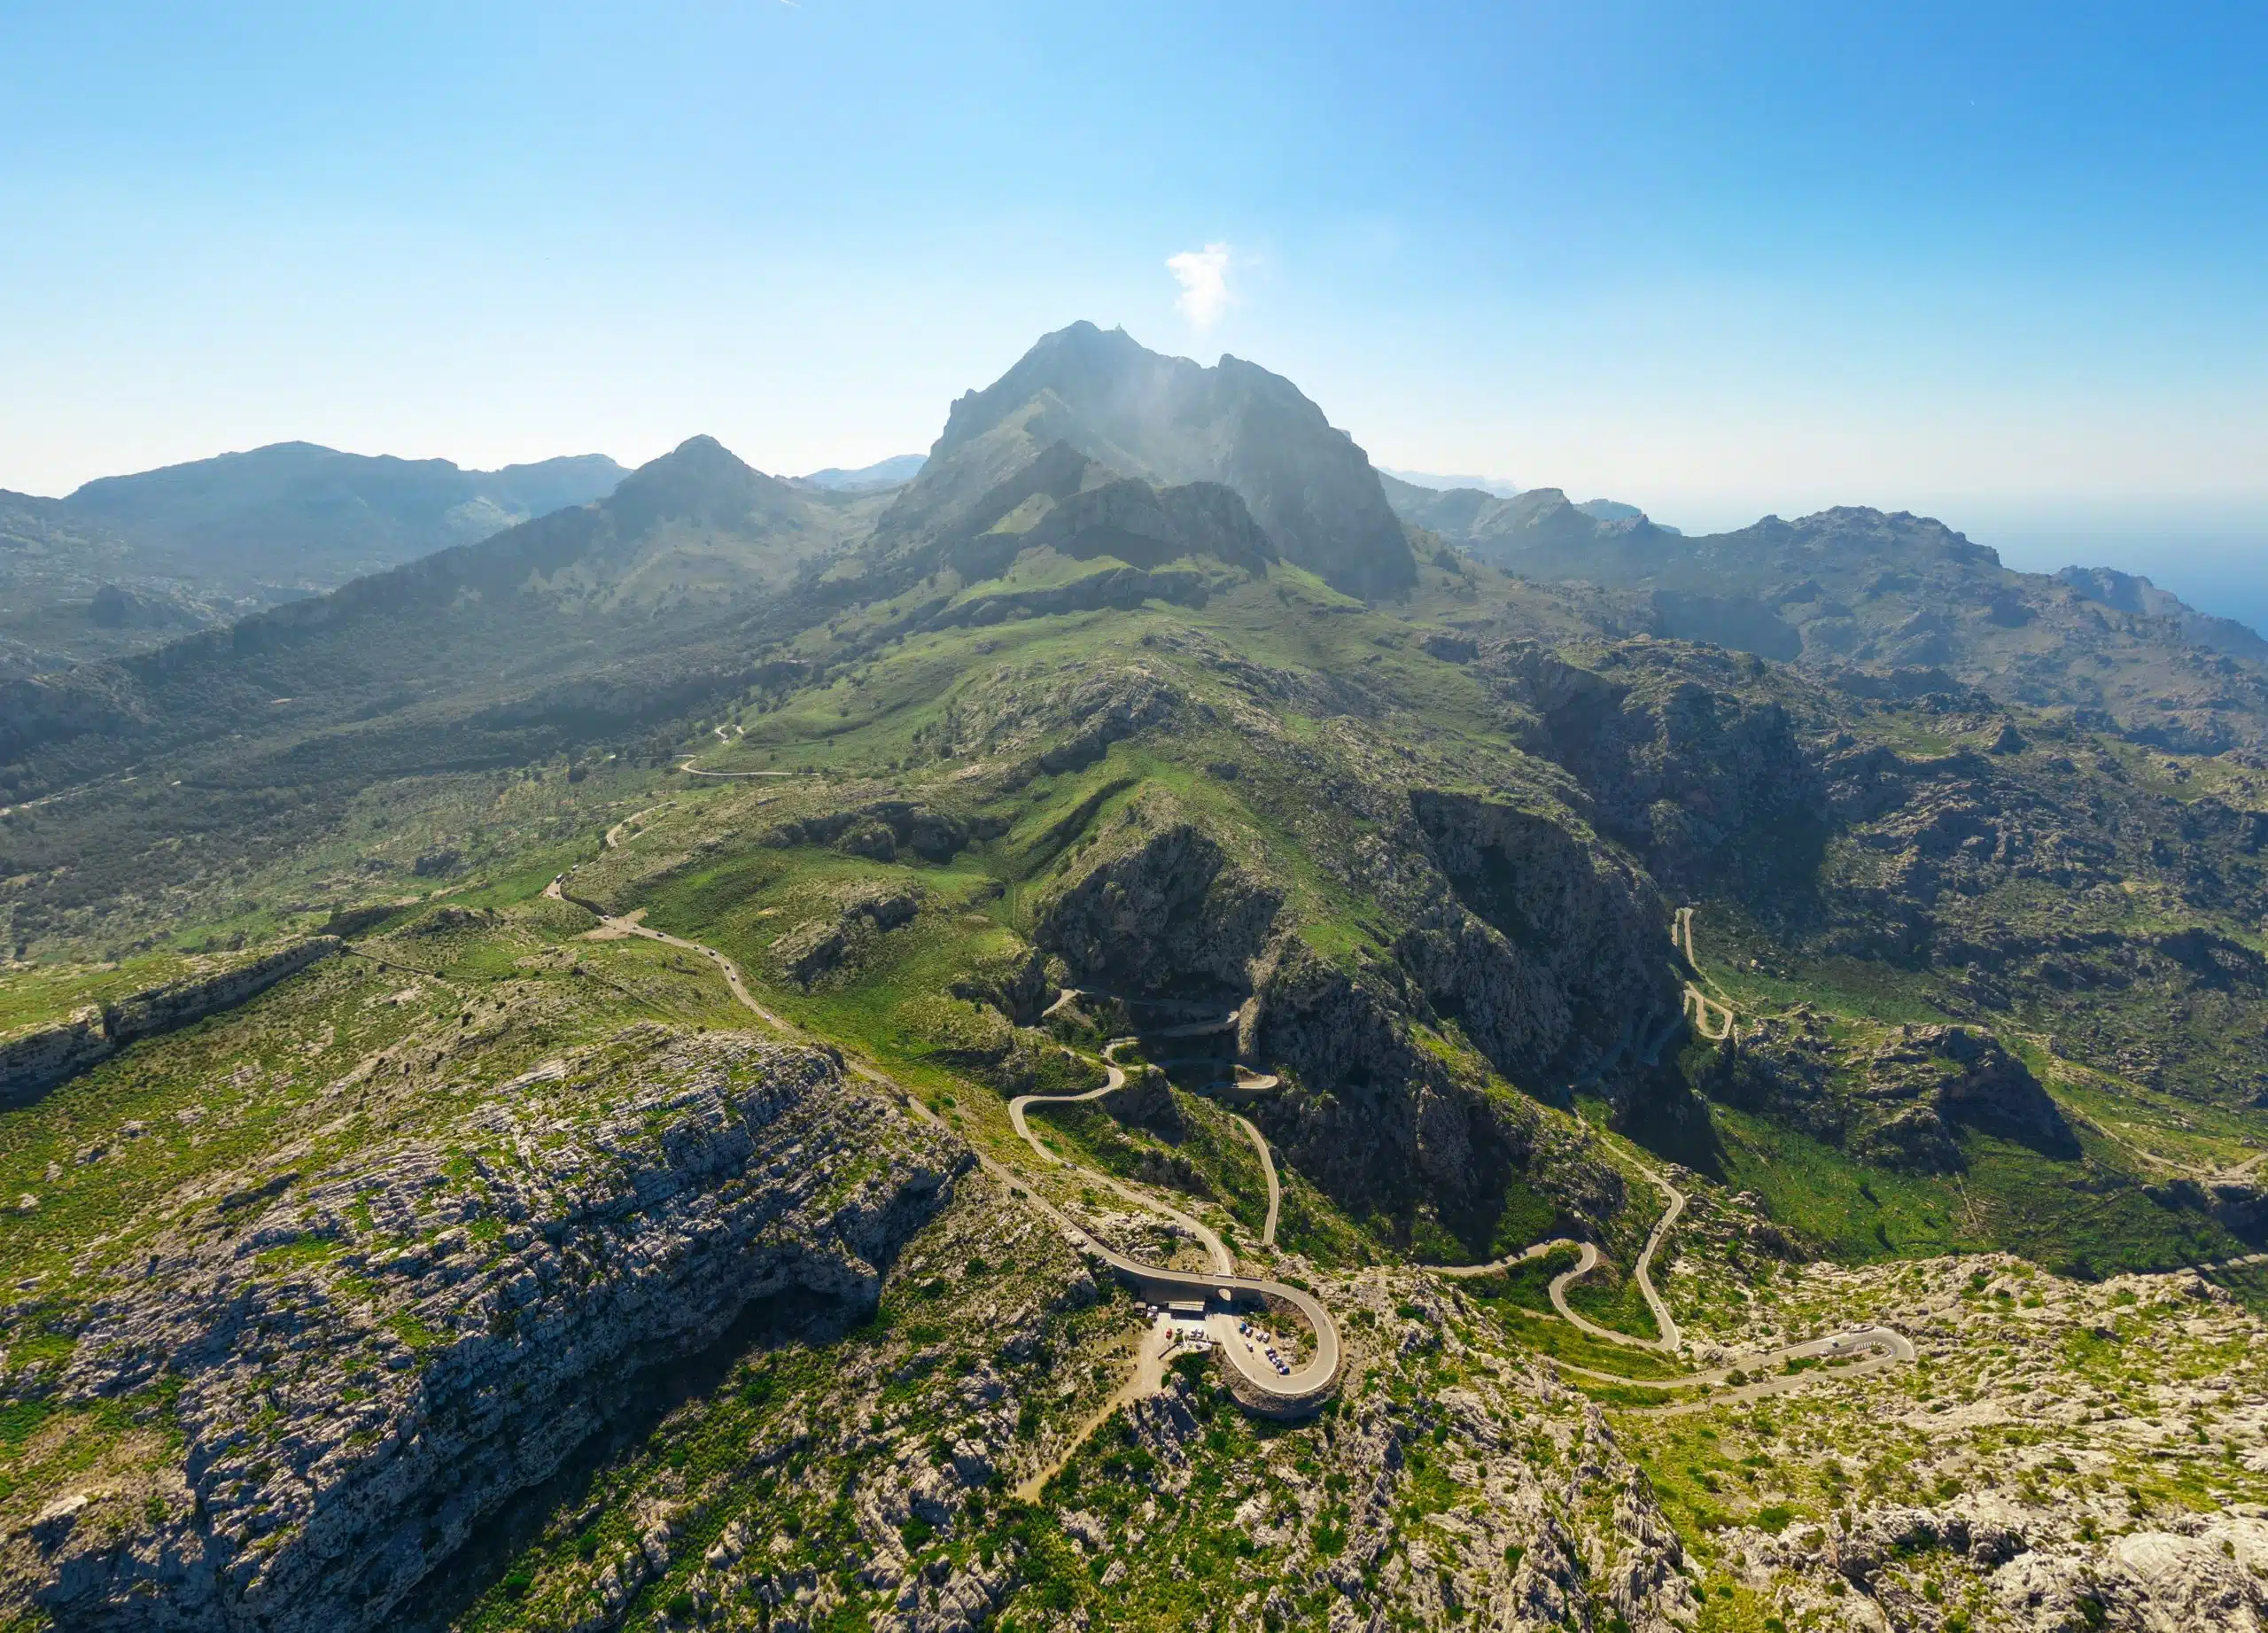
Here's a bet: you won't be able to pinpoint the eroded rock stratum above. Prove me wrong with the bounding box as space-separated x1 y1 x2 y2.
4 1029 963 1632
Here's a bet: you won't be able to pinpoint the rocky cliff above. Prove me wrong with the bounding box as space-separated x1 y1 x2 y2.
979 656 1680 1248
2 1028 965 1632
1401 789 1676 1083
100 938 341 1046
1704 1008 2074 1173
1034 799 1283 999
0 938 339 1108
1487 641 1827 886
0 1007 111 1109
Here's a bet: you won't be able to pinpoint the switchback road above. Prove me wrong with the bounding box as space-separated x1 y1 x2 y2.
1010 1054 1340 1405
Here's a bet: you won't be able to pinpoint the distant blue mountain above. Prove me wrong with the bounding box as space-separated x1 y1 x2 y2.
1378 466 1520 498
60 442 626 585
796 455 927 492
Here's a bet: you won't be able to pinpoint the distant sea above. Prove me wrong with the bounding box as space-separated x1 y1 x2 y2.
1985 532 2268 640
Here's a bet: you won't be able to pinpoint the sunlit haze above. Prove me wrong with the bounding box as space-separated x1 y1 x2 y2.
4 3 2263 597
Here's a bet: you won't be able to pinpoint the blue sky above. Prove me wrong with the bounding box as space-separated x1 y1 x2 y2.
3 2 2264 595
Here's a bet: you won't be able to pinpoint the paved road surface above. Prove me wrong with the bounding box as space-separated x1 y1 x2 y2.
1147 1054 1282 1095
1040 988 1237 1038
1009 1057 1234 1277
554 827 1925 1419
1623 1326 1918 1417
1627 1157 1687 1351
1677 906 1736 1040
1010 1058 1340 1404
1231 1112 1281 1247
1428 1164 1683 1354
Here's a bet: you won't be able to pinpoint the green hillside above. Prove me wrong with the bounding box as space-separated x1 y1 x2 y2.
3 326 2266 1633
1 446 627 680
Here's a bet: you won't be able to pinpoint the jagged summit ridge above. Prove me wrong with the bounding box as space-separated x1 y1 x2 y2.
903 321 1416 600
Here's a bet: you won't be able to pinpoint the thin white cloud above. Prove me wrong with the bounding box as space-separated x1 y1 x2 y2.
1167 242 1233 330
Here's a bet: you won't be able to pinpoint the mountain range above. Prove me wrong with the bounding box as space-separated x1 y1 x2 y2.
1377 465 1521 497
1388 475 2268 752
0 444 626 679
794 453 927 491
6 323 2268 1633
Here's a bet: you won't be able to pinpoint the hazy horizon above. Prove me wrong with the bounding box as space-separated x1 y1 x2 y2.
18 406 2268 636
4 3 2262 601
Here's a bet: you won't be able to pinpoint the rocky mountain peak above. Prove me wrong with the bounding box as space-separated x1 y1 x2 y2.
934 322 1171 455
1777 506 2000 567
910 323 1417 601
602 435 807 535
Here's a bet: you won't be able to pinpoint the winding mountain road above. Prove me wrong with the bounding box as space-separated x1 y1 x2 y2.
1627 1325 1919 1417
1677 906 1736 1041
1008 1056 1234 1277
1093 1039 1280 1241
548 843 1339 1410
1010 1054 1339 1404
1428 1161 1684 1353
1627 1157 1687 1351
1421 1239 1626 1344
1147 1055 1282 1095
1231 1112 1281 1248
554 820 1899 1424
1431 1238 1581 1281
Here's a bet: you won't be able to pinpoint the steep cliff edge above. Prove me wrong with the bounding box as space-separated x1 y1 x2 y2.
0 937 341 1108
0 1028 965 1632
1702 1007 2076 1173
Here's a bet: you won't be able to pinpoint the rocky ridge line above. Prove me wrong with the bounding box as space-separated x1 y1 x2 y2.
6 1027 967 1633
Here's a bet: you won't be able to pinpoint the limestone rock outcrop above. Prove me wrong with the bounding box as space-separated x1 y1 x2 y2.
1704 1012 2074 1173
1401 789 1676 1084
0 937 339 1108
1035 805 1282 999
1854 1023 2076 1171
769 883 923 990
3 1029 965 1632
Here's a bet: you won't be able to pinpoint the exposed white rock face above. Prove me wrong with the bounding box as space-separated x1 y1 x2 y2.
1738 1500 2268 1631
5 1028 966 1632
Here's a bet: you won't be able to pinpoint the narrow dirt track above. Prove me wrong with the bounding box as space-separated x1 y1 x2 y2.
546 876 794 1030
674 754 798 780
